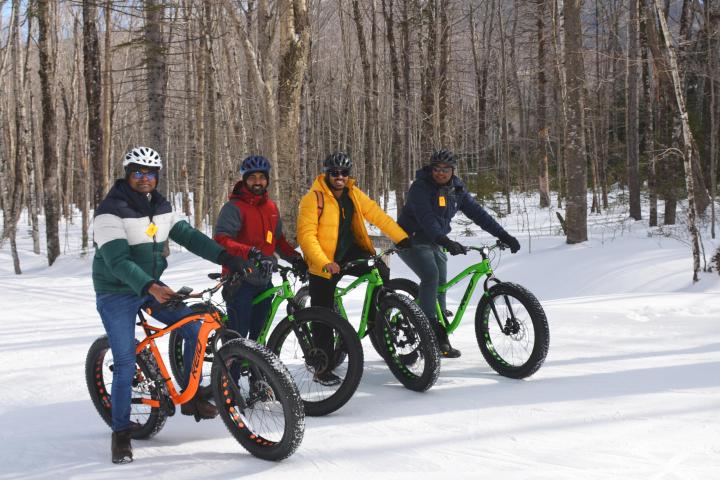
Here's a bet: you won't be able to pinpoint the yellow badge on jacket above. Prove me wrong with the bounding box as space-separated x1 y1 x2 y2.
266 230 273 244
145 222 158 237
438 196 446 207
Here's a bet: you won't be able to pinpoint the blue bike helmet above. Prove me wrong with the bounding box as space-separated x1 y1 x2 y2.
240 155 271 180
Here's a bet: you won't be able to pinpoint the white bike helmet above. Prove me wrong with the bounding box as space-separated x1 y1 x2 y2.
123 146 163 169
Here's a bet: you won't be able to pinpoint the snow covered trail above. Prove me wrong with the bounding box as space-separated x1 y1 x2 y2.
2 227 720 479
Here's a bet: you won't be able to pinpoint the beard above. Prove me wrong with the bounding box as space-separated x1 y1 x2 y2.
249 184 267 195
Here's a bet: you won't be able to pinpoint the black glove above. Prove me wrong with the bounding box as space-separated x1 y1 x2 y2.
395 237 412 250
257 257 274 278
498 232 521 254
218 251 252 274
436 235 467 256
290 255 308 275
247 246 262 262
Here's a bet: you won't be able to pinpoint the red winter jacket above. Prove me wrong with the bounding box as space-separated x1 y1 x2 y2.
214 182 298 278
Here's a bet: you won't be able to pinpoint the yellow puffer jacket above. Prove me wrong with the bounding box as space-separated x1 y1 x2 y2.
297 175 409 279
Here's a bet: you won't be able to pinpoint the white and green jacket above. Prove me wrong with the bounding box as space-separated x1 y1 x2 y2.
92 180 225 296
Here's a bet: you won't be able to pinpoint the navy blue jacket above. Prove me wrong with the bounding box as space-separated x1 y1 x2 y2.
397 167 507 244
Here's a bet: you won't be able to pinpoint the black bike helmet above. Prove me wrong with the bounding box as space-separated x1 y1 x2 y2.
430 149 457 168
239 155 271 179
323 152 353 171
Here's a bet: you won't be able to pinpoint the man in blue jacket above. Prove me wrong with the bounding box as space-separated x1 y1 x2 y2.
397 149 520 358
93 147 249 464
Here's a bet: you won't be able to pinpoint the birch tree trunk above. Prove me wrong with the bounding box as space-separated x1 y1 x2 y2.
653 0 701 281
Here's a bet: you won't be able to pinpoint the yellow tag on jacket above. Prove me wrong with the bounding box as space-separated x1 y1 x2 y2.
145 222 158 237
266 230 273 244
438 196 446 207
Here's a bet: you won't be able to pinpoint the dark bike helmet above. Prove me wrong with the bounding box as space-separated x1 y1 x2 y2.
323 152 353 171
429 149 457 169
239 155 271 180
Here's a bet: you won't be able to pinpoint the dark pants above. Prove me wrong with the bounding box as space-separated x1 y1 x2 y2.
308 245 389 352
224 281 273 341
397 241 447 322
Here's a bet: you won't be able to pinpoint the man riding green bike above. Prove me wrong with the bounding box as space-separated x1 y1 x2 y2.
396 149 520 358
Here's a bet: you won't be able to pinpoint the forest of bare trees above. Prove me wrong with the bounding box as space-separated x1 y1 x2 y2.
0 0 718 279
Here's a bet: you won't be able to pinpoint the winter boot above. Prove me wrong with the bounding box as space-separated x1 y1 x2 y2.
434 321 461 358
181 389 219 422
111 429 133 464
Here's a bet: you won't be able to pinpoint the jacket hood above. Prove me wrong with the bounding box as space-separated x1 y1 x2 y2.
229 181 268 206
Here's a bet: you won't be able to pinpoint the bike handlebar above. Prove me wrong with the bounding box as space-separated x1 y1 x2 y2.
339 247 400 273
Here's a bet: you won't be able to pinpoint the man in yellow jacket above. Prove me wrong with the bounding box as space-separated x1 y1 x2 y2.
297 152 411 384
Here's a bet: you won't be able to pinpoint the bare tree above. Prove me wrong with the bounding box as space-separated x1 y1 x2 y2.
83 0 104 209
627 0 641 220
652 0 701 281
563 0 588 243
144 0 167 161
38 0 61 265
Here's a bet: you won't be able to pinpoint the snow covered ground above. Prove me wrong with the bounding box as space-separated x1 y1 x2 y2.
1 193 719 479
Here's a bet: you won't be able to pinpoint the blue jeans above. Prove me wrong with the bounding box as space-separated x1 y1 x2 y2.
224 281 272 340
397 242 447 321
95 292 199 432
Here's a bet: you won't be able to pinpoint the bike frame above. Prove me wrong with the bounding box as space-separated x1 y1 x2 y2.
435 250 499 334
333 265 384 339
252 277 297 345
135 308 223 408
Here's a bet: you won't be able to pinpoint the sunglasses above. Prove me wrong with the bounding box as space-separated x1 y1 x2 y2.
130 170 158 180
432 166 453 174
328 168 350 178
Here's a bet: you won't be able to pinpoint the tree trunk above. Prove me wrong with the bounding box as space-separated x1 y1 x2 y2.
382 0 406 210
276 0 311 241
563 0 588 244
627 0 642 220
83 0 103 208
101 0 113 201
537 0 551 208
653 0 701 282
38 0 60 265
352 0 375 196
421 0 437 157
193 4 207 229
144 0 167 164
643 13 657 227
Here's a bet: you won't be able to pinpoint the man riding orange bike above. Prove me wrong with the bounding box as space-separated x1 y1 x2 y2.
92 147 249 464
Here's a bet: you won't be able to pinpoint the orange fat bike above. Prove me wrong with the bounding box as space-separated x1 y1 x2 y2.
85 274 305 461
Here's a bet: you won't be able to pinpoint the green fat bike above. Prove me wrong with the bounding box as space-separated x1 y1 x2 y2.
168 264 363 417
387 241 549 379
290 248 441 392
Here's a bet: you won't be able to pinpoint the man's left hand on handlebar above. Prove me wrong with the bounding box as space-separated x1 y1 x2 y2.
498 232 521 254
148 283 178 303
